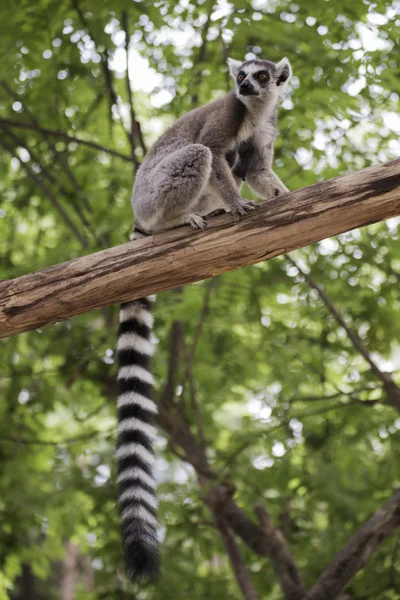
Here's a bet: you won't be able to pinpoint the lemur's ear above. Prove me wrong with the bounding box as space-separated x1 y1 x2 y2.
275 58 292 86
227 57 243 78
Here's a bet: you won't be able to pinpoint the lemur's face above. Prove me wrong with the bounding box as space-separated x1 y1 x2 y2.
228 58 292 100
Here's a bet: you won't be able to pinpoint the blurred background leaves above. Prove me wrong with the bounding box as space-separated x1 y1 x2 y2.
0 0 399 598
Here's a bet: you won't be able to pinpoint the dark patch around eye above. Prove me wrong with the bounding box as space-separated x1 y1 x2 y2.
255 71 269 83
237 71 246 81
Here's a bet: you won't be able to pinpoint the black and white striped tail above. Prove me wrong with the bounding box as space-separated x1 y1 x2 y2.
117 296 159 581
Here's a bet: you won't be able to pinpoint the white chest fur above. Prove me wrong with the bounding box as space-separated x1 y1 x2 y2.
255 120 277 147
237 103 277 146
237 114 257 143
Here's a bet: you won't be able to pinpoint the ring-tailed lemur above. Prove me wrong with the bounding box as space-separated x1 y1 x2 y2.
116 56 292 581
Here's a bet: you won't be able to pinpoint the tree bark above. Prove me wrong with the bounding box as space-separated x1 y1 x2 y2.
1 158 399 339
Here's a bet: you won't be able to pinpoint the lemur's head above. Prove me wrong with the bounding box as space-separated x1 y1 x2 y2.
227 57 292 103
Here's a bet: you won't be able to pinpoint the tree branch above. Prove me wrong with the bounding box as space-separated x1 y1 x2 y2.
156 406 216 479
3 125 94 239
285 254 400 411
254 505 305 600
306 488 400 600
159 320 184 408
0 429 109 447
1 81 93 216
0 136 88 248
189 278 217 362
216 519 260 600
285 254 386 381
157 386 303 600
204 484 304 595
182 336 207 447
90 369 398 598
0 118 132 161
71 0 138 165
71 0 114 126
1 159 399 339
191 0 215 107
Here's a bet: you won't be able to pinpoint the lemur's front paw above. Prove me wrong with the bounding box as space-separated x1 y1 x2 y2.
259 180 288 200
260 187 286 200
274 185 288 197
231 200 259 219
185 214 207 230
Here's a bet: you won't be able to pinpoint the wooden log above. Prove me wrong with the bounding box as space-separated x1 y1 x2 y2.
1 159 399 339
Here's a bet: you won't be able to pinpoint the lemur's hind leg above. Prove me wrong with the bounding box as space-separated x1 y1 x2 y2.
153 144 213 230
201 172 243 219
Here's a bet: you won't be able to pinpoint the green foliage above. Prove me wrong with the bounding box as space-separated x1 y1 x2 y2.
0 0 399 598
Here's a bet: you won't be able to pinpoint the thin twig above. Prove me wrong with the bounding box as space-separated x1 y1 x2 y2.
71 0 114 127
285 254 395 387
78 90 104 130
221 401 361 470
121 10 147 155
288 384 382 404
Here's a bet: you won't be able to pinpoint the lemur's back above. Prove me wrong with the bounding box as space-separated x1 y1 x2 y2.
140 92 246 168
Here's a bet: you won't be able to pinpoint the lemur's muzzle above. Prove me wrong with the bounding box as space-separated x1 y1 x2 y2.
239 80 259 96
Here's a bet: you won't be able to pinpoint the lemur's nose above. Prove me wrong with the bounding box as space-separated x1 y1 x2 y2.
240 80 250 89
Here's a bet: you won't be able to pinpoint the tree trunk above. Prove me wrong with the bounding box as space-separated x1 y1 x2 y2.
60 542 79 600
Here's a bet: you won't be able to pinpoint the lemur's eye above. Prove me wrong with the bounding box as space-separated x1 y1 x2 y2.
258 73 267 80
237 74 244 82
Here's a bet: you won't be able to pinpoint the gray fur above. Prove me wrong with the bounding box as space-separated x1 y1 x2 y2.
131 56 292 235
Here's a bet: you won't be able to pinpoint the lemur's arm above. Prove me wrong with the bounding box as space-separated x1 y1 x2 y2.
196 112 259 215
245 143 288 199
209 150 259 215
